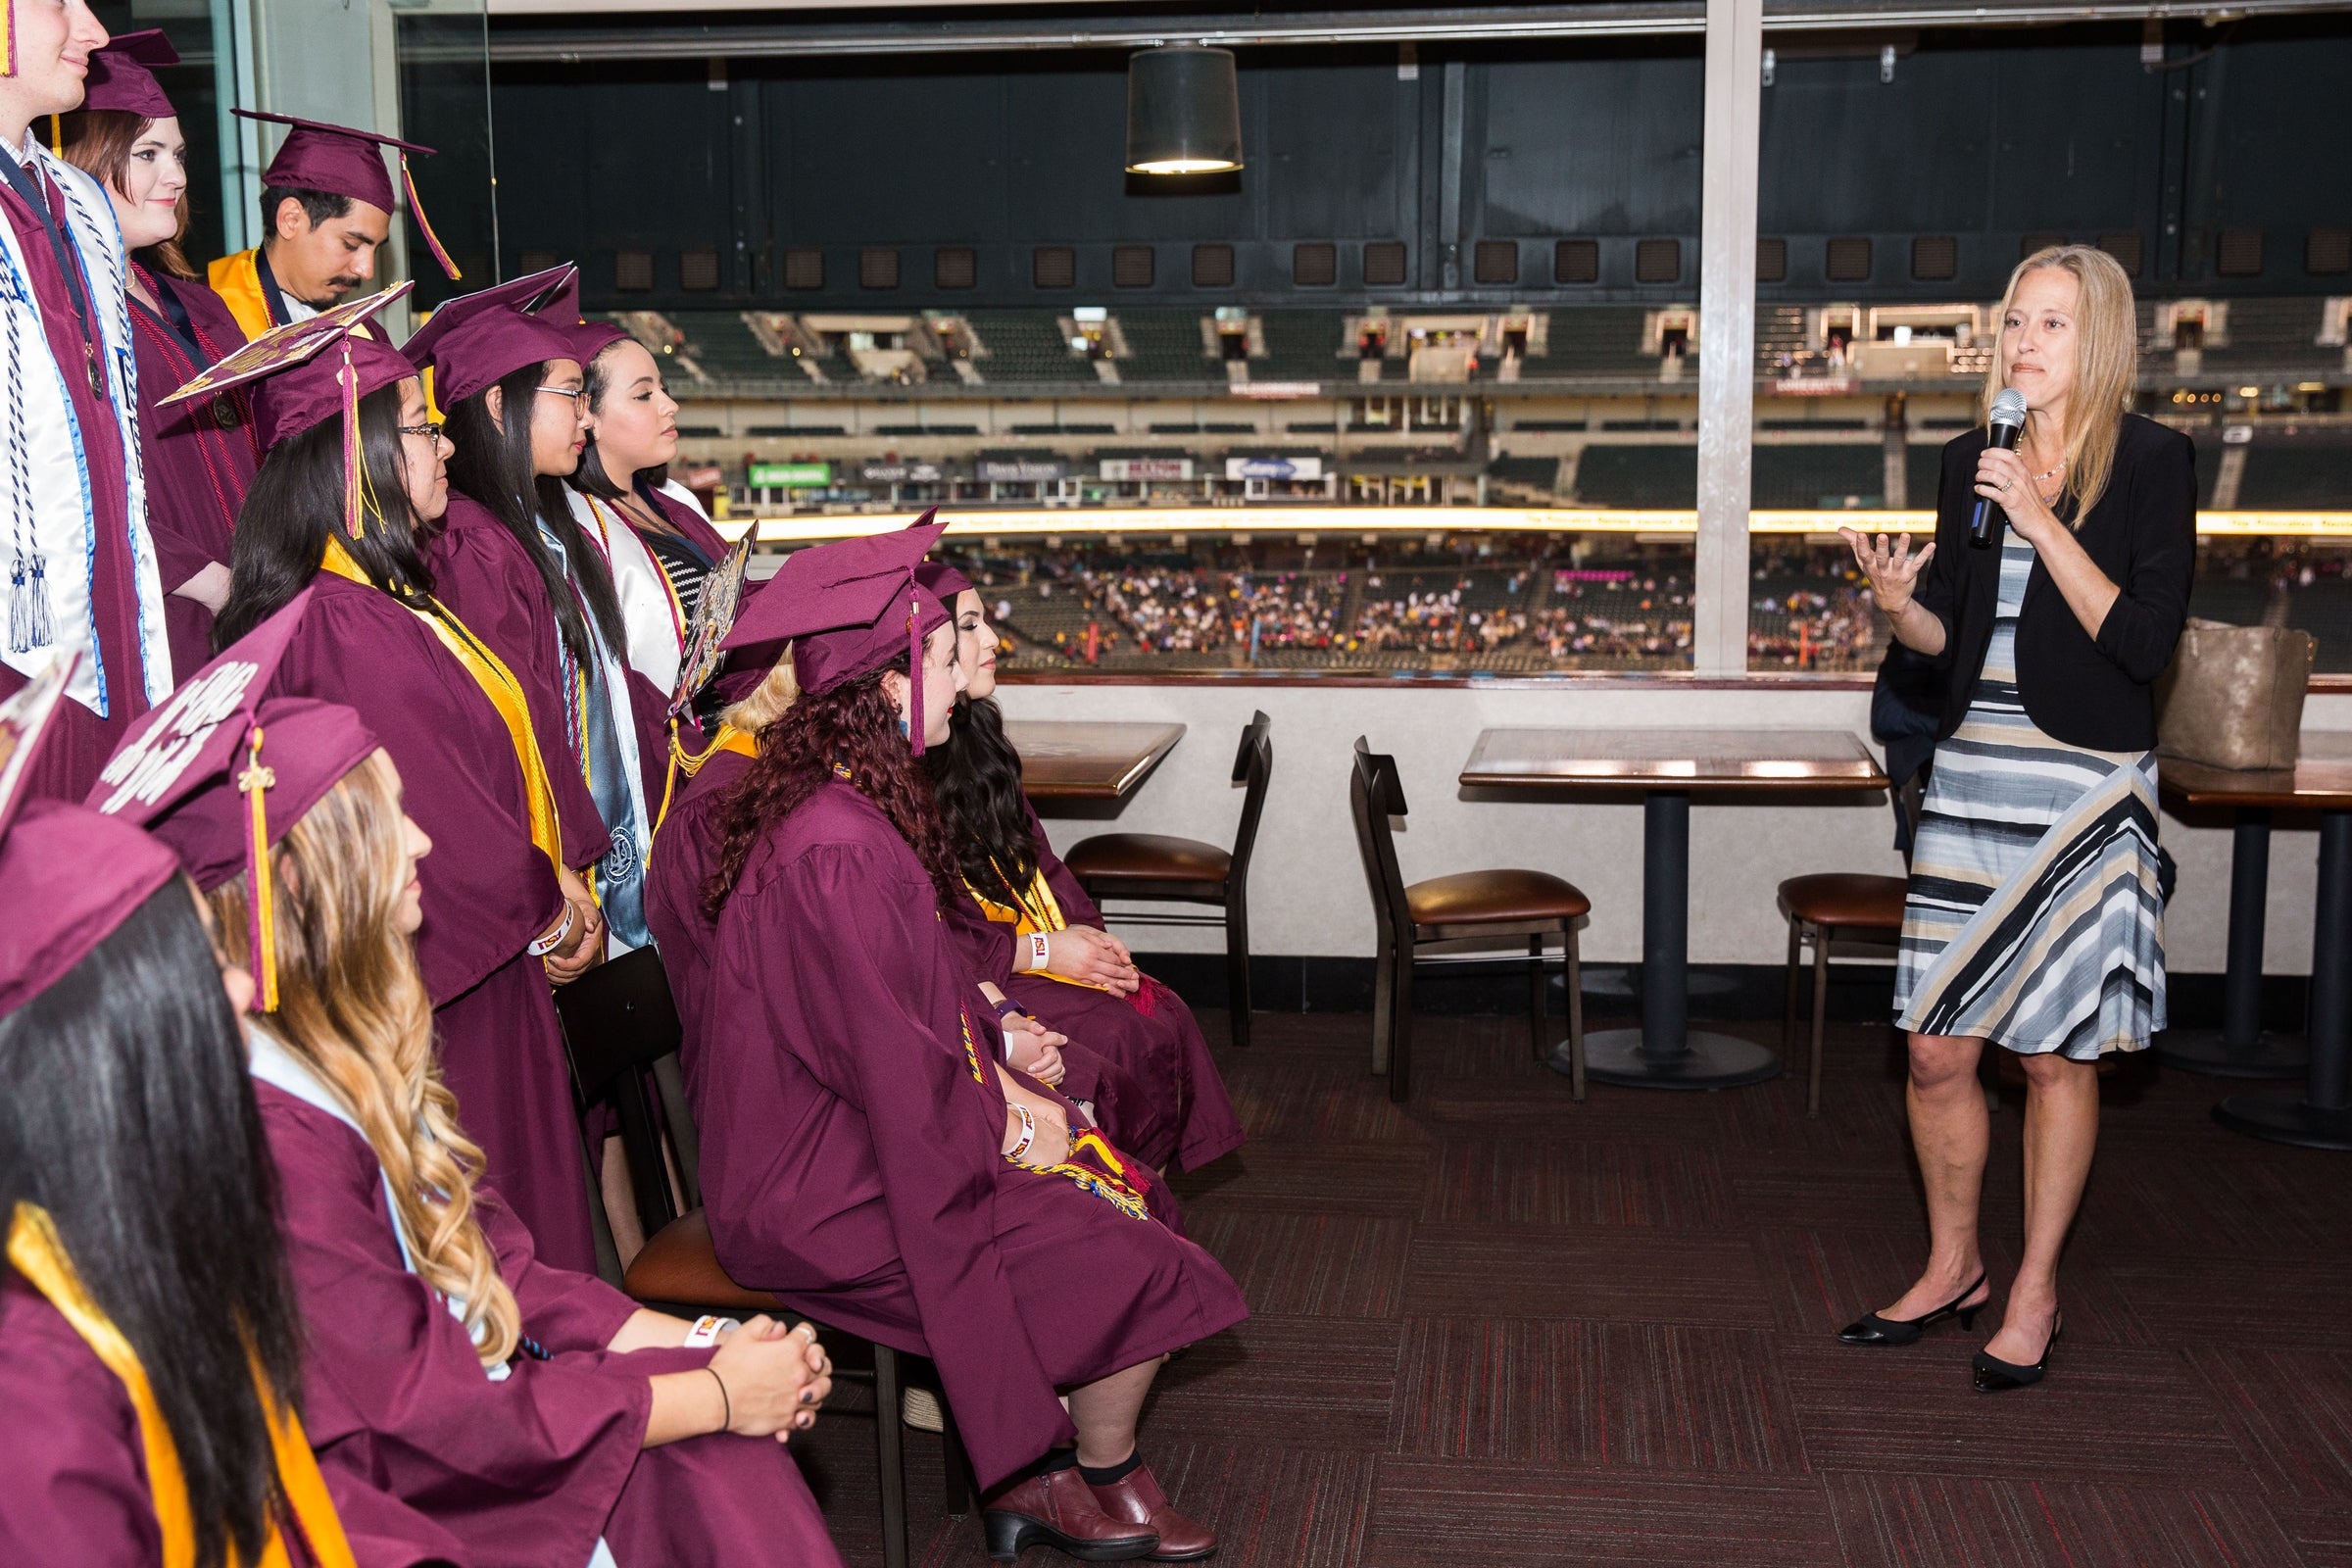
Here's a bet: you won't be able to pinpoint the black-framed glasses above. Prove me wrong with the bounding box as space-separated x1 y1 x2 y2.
393 418 446 441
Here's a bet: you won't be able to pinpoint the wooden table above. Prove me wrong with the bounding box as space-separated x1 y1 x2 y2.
1461 728 1889 1090
1006 720 1186 802
2156 735 2352 1151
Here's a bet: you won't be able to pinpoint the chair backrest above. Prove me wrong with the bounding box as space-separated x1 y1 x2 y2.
1348 737 1415 941
1225 710 1274 885
552 947 697 1242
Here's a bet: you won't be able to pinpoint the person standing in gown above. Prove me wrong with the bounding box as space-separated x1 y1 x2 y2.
92 642 845 1568
562 320 731 695
0 0 172 802
205 304 612 1273
923 563 1244 1175
0 662 359 1568
1837 245 2194 1392
60 28 259 674
208 111 446 338
407 268 662 958
692 520 1246 1562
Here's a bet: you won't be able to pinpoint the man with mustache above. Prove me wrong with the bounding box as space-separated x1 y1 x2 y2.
208 109 436 337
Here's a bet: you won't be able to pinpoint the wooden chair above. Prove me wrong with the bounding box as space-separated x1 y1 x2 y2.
1063 710 1272 1047
1776 773 1922 1116
553 949 968 1568
1348 737 1590 1103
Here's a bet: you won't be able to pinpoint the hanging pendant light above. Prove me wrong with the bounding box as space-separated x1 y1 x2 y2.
1125 44 1244 175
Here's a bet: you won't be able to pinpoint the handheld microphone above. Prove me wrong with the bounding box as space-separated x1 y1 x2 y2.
1969 388 2031 549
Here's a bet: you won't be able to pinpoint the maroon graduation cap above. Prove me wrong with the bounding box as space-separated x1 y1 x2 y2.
400 262 582 409
234 107 459 279
163 282 416 537
87 590 381 1010
915 561 973 603
719 513 951 754
81 27 178 119
0 654 184 1021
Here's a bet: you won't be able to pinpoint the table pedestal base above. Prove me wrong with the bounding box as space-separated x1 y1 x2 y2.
2154 1027 2310 1079
2212 1092 2352 1152
1568 1027 1782 1090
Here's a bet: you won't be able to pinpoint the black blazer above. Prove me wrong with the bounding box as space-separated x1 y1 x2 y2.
1912 412 2196 752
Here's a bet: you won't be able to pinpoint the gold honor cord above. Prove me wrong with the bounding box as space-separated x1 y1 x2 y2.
649 721 756 867
956 1013 1152 1221
6 1203 360 1568
966 864 1117 995
318 537 565 878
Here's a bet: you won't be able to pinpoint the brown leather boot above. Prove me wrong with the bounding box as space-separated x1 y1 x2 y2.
1086 1461 1217 1561
983 1464 1160 1562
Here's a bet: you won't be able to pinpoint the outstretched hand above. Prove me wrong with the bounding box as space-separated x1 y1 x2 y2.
1838 528 1936 618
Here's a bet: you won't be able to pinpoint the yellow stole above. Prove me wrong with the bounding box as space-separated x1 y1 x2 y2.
967 864 1111 993
318 537 564 878
205 250 276 341
6 1203 359 1568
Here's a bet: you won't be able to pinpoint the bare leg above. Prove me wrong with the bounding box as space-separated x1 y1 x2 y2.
1984 1051 2097 1362
1881 1032 1995 1320
600 1136 646 1267
1065 1354 1167 1468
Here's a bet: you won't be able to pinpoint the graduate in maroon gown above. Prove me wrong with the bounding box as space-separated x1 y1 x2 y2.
91 650 844 1568
0 661 359 1568
0 1 173 803
692 520 1246 1561
406 268 662 960
922 564 1245 1174
197 300 612 1273
61 28 259 674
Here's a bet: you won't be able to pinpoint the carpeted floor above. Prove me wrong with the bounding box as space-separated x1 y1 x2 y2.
782 1008 2352 1567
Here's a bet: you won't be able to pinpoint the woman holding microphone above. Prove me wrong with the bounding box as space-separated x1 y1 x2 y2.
1838 245 2194 1391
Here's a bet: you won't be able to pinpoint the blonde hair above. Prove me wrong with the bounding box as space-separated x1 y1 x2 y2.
211 752 521 1367
1980 244 2138 524
718 645 800 734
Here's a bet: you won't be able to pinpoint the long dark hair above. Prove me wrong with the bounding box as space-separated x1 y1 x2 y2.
705 664 963 918
443 362 626 671
928 695 1037 907
215 381 435 650
0 882 305 1568
570 340 665 502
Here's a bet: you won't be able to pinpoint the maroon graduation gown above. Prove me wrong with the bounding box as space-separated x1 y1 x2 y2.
257 1083 844 1568
0 169 153 803
942 805 1245 1173
128 266 256 672
263 568 606 1272
694 779 1249 1490
0 1273 171 1564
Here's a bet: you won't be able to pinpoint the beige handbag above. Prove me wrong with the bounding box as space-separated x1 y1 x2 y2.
2154 618 2315 770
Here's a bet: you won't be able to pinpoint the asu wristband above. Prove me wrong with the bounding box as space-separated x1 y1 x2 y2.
683 1314 740 1348
1026 931 1050 971
526 903 575 957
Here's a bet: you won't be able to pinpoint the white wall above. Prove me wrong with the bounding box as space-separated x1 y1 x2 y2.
1001 680 2352 975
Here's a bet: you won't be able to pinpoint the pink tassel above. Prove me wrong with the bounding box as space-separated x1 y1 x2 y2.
402 155 462 281
1127 975 1160 1016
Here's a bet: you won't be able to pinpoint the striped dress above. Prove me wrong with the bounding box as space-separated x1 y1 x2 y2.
1893 533 2166 1058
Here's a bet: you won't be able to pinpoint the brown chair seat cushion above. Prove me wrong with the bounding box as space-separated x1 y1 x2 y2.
1063 832 1232 885
621 1208 779 1313
1405 868 1590 927
1778 872 1909 930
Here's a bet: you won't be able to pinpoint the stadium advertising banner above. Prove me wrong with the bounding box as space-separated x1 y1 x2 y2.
1226 456 1325 481
859 461 951 483
747 462 832 488
977 458 1068 483
1101 457 1196 480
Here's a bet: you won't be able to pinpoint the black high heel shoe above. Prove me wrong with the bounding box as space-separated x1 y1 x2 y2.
1972 1317 2061 1392
1837 1272 1989 1347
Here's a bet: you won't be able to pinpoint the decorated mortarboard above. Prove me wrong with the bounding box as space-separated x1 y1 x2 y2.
165 282 416 539
399 262 581 409
86 590 381 1011
0 653 185 1020
81 27 178 119
671 534 757 718
234 107 459 280
719 513 951 754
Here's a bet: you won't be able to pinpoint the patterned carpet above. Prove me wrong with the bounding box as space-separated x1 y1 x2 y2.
781 1008 2352 1567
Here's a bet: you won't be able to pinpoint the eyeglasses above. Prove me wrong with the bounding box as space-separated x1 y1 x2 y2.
393 419 446 442
534 384 586 402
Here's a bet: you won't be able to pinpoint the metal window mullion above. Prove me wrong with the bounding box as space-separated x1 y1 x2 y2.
1692 0 1763 676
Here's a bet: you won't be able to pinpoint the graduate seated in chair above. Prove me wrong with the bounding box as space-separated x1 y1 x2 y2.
92 625 847 1568
918 562 1244 1176
677 518 1248 1564
0 662 361 1568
